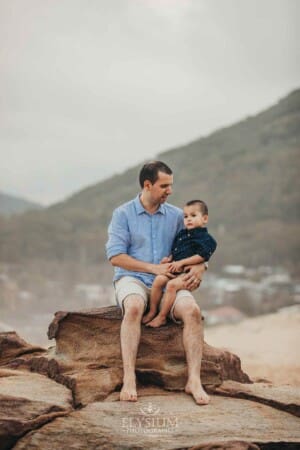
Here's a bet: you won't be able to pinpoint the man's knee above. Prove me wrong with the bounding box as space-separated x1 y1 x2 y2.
123 295 145 321
185 302 201 322
176 298 202 323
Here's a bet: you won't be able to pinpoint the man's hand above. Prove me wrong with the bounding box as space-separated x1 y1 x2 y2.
152 263 175 278
182 263 206 290
169 260 184 273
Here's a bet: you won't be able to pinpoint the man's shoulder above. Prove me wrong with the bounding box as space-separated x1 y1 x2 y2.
164 202 183 217
113 198 136 214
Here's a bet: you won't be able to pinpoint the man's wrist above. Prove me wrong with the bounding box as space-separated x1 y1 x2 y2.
148 263 156 274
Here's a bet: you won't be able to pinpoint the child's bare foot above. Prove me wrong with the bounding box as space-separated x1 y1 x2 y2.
146 315 167 328
185 378 210 405
142 310 157 324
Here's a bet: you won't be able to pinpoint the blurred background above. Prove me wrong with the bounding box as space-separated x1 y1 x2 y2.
0 0 299 384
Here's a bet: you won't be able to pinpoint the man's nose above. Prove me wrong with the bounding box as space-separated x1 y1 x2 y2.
166 186 172 194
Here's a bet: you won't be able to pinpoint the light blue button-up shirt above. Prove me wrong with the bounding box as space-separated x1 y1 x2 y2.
106 195 184 287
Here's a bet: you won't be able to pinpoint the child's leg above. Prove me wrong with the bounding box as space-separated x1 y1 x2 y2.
147 276 186 328
142 275 169 324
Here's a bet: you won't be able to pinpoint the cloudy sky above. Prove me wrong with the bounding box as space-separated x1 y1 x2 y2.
1 0 299 205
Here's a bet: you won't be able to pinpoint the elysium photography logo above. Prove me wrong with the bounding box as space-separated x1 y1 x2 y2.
121 401 179 435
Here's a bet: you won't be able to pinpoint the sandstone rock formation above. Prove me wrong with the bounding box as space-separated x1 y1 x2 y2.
0 306 299 449
0 368 72 450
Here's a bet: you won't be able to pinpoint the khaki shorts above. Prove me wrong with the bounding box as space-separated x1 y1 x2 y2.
114 275 194 324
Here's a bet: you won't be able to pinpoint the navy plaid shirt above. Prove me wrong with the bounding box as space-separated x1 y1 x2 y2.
171 227 217 262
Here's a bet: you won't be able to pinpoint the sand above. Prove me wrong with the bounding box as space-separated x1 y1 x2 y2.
204 305 300 386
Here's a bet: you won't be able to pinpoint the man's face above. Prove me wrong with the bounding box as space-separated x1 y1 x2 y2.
145 171 173 204
183 204 208 229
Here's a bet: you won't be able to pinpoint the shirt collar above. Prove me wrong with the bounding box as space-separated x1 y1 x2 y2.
134 194 166 215
190 226 207 233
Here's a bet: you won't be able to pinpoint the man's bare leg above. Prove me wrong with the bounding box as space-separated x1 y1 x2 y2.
147 277 183 328
173 297 210 405
120 295 144 401
142 275 169 324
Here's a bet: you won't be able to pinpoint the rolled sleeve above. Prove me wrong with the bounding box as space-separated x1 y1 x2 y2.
105 208 131 260
194 235 217 262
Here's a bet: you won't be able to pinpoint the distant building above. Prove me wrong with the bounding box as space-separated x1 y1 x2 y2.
262 273 292 287
223 265 246 276
203 306 245 326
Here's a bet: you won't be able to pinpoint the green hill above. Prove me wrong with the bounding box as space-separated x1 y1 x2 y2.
0 89 299 272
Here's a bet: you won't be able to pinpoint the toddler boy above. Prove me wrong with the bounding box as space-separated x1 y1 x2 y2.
142 200 217 327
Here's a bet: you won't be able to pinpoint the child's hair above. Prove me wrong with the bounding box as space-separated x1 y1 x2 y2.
185 199 208 215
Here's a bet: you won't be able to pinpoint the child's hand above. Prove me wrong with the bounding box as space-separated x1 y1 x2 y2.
169 261 184 273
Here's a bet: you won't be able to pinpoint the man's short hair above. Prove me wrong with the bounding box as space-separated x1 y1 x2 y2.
139 161 173 188
185 199 208 215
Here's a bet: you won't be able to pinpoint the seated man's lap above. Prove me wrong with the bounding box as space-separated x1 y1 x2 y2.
115 275 195 323
115 276 149 316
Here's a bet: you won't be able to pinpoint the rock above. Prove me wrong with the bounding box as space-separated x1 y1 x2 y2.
12 392 300 449
210 380 300 417
0 368 72 450
39 306 250 405
0 332 45 366
1 307 300 449
190 442 260 449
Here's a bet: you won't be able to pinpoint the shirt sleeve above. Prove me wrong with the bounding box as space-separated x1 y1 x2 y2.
175 213 184 235
193 234 217 262
105 208 131 260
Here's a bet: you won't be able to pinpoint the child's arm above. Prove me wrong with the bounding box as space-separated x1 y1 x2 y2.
169 254 204 273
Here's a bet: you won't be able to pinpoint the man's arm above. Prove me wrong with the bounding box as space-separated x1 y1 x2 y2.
110 253 174 277
106 207 174 277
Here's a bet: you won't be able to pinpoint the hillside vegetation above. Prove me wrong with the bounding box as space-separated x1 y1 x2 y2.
0 90 299 272
0 192 43 217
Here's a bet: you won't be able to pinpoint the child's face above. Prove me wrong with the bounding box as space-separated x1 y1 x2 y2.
183 205 208 230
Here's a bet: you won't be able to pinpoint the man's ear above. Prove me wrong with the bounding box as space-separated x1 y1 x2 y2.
144 179 152 190
203 214 209 224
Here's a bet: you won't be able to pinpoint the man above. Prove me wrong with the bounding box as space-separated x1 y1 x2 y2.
106 161 209 404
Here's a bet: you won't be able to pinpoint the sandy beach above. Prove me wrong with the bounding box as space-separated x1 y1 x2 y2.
204 305 300 386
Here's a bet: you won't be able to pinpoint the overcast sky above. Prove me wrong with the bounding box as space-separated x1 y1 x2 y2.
1 0 299 205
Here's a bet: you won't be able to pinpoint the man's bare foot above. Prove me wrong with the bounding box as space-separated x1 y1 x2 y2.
142 310 157 324
146 315 167 328
120 379 138 402
185 378 210 405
